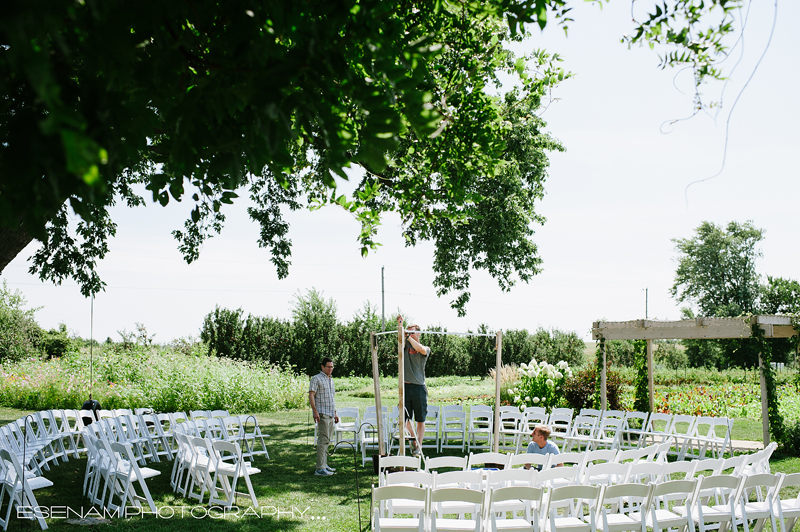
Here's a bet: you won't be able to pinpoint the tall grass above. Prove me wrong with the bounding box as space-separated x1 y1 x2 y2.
0 344 307 413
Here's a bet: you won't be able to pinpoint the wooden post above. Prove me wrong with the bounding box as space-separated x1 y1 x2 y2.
493 330 503 452
759 351 770 446
646 339 654 411
370 332 385 455
600 339 607 410
398 318 405 455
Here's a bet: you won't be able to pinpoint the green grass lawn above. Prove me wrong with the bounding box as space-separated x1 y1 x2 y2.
1 371 799 531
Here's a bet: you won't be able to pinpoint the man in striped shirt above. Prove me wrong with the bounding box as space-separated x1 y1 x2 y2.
309 357 339 476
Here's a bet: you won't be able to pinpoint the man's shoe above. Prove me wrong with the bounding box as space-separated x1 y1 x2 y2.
325 465 336 472
315 469 334 476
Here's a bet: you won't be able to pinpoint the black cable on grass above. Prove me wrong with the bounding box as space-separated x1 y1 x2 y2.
330 440 363 531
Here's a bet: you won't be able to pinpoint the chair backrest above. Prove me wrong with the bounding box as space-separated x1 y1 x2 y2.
659 459 697 482
598 482 653 522
579 408 602 419
489 485 543 510
669 415 696 437
468 409 493 430
210 410 230 419
550 408 574 419
485 468 534 489
424 455 467 473
696 474 744 506
603 410 624 420
524 406 547 415
441 404 464 415
625 461 664 484
570 416 598 437
622 411 649 431
467 452 510 470
720 454 745 475
523 411 549 432
583 461 630 486
690 458 724 478
433 469 483 489
380 454 421 473
430 487 484 514
548 414 572 440
337 407 360 422
384 470 433 487
536 464 579 488
508 452 550 470
547 484 600 518
651 478 697 510
645 413 672 433
372 484 428 508
555 452 586 469
585 448 617 465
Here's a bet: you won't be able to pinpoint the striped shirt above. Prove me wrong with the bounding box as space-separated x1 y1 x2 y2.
309 372 336 417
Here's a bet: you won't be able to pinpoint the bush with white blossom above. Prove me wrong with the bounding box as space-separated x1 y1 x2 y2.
505 359 573 411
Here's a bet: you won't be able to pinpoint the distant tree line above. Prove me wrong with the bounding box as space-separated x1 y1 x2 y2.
200 289 585 377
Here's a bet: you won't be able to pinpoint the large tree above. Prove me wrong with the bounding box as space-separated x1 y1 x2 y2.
671 220 764 317
0 0 745 313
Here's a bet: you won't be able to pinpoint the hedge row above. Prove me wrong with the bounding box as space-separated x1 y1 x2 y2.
200 303 585 377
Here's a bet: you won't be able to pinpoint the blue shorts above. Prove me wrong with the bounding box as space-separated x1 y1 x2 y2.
404 383 428 422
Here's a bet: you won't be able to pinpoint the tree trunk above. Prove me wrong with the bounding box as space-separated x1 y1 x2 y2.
0 221 34 274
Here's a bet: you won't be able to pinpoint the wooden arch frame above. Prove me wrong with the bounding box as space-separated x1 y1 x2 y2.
592 315 798 445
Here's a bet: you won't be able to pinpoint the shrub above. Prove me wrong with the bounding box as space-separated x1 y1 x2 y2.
563 365 623 411
655 340 687 369
41 324 74 359
0 281 44 362
505 359 573 410
780 420 800 457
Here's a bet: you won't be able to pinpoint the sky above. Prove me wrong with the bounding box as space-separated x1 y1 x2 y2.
2 1 798 344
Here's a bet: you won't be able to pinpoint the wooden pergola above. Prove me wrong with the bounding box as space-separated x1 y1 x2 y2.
592 315 798 445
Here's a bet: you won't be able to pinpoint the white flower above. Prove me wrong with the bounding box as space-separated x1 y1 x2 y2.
521 363 529 370
525 396 531 402
555 371 563 379
558 360 568 369
533 397 540 404
530 358 537 367
514 395 521 403
539 360 547 367
546 379 554 387
520 405 526 412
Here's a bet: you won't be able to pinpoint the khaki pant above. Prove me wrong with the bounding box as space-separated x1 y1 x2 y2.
316 414 334 471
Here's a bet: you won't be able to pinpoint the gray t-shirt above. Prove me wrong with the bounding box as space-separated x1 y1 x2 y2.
403 342 431 385
526 440 560 470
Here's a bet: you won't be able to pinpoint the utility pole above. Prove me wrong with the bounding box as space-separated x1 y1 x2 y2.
381 266 385 332
644 287 648 319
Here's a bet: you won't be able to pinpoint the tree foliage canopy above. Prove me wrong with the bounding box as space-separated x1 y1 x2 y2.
1 0 747 314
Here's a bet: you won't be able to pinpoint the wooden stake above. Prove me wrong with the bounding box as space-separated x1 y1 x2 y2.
759 351 770 446
370 332 385 455
493 330 503 452
398 318 405 456
600 339 607 410
646 339 654 411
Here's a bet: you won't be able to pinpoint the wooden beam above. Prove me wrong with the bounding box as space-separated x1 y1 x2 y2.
493 331 502 453
398 319 405 455
593 316 798 340
600 342 607 410
370 332 385 455
759 352 770 446
647 339 654 412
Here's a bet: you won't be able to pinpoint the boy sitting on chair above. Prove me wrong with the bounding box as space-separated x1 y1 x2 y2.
525 424 563 470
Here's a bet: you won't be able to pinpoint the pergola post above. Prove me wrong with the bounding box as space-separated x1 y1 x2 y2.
370 332 385 455
759 351 770 445
398 318 405 455
600 339 607 410
646 339 654 411
493 330 503 452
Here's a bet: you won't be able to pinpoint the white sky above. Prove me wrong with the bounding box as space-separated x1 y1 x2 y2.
3 1 798 343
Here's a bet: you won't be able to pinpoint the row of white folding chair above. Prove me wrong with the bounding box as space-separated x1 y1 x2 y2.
629 413 733 460
374 472 793 532
177 417 269 460
0 418 59 475
170 432 260 507
85 416 159 465
189 409 230 421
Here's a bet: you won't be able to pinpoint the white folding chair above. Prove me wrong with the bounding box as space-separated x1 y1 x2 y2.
638 413 672 447
382 471 433 516
433 470 484 519
371 485 427 532
186 437 215 503
545 484 601 532
646 478 698 532
488 485 544 532
208 440 261 507
775 472 800 532
667 415 697 460
441 406 467 452
421 408 441 452
107 441 161 514
467 406 494 453
596 483 653 532
733 473 780 532
430 487 485 532
548 414 572 449
682 474 744 532
333 407 360 452
379 455 422 482
583 462 630 487
619 412 649 450
562 416 598 453
0 448 52 530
